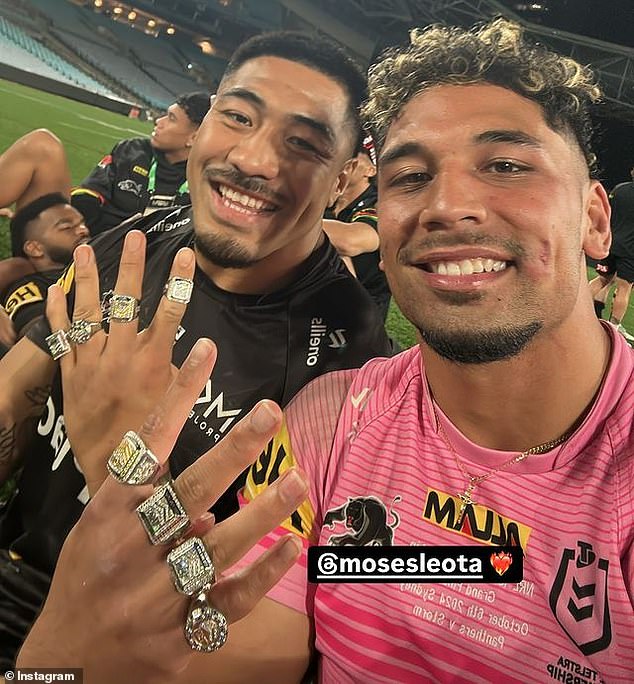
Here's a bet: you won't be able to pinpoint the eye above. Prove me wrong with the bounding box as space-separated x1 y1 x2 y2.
225 111 251 126
486 160 528 173
288 136 320 154
390 171 431 188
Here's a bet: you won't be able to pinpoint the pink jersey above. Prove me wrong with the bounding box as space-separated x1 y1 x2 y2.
241 324 634 683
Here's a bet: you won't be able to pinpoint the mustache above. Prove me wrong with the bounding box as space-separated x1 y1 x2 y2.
203 165 283 205
399 231 526 262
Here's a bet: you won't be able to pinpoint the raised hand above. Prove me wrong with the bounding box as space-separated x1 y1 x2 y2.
46 230 194 495
18 338 307 682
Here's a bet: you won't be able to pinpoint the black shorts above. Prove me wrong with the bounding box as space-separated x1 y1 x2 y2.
595 253 634 283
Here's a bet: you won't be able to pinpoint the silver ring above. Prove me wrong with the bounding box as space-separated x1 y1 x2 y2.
167 537 216 595
186 588 228 652
164 276 194 304
107 430 160 485
136 480 190 545
101 291 140 323
45 329 72 360
67 319 102 345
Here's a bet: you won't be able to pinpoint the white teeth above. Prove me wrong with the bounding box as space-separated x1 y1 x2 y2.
429 258 507 275
217 184 271 212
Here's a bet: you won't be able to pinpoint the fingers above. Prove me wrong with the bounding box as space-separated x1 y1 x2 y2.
173 399 284 522
202 467 307 574
135 338 218 465
72 244 102 326
144 247 195 358
46 284 72 368
106 230 146 355
211 535 302 624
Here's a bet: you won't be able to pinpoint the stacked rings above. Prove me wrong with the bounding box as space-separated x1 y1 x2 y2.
45 318 102 359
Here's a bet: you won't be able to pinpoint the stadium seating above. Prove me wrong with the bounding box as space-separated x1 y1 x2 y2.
0 14 118 98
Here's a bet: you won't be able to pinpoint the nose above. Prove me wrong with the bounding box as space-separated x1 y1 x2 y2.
77 223 90 240
417 168 487 230
226 126 280 180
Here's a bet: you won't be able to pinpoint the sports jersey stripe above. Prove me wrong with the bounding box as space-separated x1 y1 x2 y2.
318 595 527 683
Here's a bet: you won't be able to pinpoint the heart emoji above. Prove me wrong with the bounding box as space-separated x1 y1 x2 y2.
490 551 513 576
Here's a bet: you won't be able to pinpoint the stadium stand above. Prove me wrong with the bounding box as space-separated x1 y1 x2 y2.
0 14 118 98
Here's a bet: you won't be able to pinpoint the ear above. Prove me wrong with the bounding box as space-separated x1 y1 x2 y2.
331 157 358 202
23 239 44 259
185 129 198 149
582 181 611 260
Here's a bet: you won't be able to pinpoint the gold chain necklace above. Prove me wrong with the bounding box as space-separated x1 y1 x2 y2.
432 405 571 527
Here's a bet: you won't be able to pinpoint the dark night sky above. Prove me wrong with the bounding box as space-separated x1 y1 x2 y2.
497 1 634 186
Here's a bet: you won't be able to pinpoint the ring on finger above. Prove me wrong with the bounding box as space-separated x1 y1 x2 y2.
167 537 216 595
67 319 102 345
45 329 72 360
101 291 140 323
163 276 194 304
107 430 160 485
136 480 190 545
186 589 228 652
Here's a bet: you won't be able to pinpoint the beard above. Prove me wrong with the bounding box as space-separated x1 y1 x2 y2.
46 245 75 267
418 321 542 364
194 231 257 269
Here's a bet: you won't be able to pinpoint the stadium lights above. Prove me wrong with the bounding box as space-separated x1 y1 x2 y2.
128 10 137 20
198 40 215 55
94 0 103 7
147 19 156 27
166 26 176 35
113 6 123 14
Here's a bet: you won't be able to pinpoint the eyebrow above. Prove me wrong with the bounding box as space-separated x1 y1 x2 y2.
474 129 542 148
378 141 426 167
219 87 336 147
379 130 543 168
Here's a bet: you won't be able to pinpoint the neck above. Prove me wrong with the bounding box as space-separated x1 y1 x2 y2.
194 231 324 295
423 306 611 453
163 148 189 164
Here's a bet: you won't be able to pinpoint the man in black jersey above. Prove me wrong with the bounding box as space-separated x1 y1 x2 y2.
590 166 634 340
70 92 211 236
0 194 90 342
0 31 392 667
324 136 391 319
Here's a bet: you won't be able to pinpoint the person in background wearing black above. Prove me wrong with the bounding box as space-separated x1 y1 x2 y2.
324 135 391 320
590 165 634 340
70 92 212 235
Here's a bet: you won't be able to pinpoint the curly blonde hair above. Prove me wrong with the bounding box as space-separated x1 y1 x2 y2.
362 18 602 175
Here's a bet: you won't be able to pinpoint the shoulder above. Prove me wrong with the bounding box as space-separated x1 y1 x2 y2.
2 268 61 318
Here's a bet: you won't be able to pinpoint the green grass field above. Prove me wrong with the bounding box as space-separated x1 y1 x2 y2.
3 77 632 347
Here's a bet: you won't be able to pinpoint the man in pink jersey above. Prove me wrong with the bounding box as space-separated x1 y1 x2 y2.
16 17 633 684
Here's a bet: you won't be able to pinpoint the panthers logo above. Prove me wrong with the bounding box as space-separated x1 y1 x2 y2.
323 495 401 546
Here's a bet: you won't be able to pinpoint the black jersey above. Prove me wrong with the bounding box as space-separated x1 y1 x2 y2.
609 181 634 257
0 205 393 574
332 185 391 320
70 138 189 236
0 269 63 338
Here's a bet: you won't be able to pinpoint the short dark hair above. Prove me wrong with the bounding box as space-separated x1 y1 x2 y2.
363 18 601 176
10 193 69 258
176 91 213 126
223 31 367 154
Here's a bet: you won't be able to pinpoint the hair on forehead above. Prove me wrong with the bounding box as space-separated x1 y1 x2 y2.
223 31 366 151
363 18 602 177
175 91 213 126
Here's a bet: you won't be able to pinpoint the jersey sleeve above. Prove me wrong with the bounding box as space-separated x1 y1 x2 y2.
232 369 357 615
349 204 378 228
2 278 46 337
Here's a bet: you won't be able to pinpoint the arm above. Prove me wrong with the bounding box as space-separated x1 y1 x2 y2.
0 336 55 484
18 339 312 683
70 144 120 228
0 306 15 348
322 218 379 257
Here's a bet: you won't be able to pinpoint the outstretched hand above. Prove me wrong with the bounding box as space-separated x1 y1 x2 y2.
46 230 194 495
18 338 307 682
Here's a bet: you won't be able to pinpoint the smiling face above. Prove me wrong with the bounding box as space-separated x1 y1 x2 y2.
186 56 356 289
378 84 610 363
